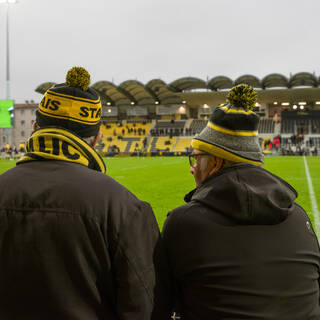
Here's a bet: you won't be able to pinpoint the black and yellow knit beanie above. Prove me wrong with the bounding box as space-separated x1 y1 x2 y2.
191 84 264 165
36 67 102 138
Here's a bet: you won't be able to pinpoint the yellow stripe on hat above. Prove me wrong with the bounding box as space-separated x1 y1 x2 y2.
39 90 101 125
207 122 258 137
220 105 253 115
191 138 262 166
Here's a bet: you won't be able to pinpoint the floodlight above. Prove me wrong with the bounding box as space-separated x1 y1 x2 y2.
155 101 159 105
107 102 111 106
293 105 297 110
300 105 304 110
178 106 185 114
130 102 135 105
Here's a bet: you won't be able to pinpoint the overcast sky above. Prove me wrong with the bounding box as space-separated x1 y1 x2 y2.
0 0 319 103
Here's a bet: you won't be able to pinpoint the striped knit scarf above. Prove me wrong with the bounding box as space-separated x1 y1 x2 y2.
17 127 106 174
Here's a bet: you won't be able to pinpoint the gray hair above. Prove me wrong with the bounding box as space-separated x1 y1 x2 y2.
199 154 236 171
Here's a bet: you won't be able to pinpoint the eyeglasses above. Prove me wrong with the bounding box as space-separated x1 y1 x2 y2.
188 153 210 168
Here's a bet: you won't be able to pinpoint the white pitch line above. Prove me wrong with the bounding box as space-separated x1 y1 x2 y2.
303 156 320 238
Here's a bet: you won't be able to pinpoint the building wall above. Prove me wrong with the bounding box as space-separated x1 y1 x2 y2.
12 103 37 148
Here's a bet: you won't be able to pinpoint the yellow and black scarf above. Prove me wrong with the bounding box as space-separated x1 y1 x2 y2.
17 127 106 173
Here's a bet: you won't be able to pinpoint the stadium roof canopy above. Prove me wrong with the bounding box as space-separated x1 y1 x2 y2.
92 81 132 106
169 77 207 92
35 82 56 95
93 79 183 105
235 74 262 89
207 76 233 91
119 80 157 106
261 73 289 89
146 79 182 104
289 72 318 88
36 71 320 106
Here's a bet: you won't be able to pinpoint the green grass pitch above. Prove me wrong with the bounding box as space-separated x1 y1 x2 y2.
0 156 319 232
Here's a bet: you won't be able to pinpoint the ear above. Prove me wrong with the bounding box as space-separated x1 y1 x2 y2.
33 122 39 131
91 131 102 147
208 156 224 176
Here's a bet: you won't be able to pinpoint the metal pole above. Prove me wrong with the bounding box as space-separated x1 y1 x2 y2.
6 2 10 100
5 2 12 146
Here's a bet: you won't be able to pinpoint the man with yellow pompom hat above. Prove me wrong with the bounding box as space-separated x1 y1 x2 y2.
162 84 320 319
0 67 170 319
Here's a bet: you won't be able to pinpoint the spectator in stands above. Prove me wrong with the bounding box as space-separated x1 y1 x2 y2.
0 67 169 320
162 84 320 319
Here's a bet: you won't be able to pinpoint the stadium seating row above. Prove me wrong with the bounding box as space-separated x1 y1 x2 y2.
102 118 320 137
101 122 151 136
99 116 320 154
100 135 192 153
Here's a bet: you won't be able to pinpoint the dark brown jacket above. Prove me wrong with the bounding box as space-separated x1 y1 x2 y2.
162 163 320 320
0 160 169 320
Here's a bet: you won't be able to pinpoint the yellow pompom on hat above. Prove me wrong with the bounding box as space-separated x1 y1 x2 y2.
36 67 102 138
191 84 264 165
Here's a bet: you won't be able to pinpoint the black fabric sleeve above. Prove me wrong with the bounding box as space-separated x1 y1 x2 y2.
161 210 182 316
112 201 171 320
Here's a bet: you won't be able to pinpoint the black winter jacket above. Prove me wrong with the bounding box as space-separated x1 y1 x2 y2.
162 163 320 320
0 160 169 320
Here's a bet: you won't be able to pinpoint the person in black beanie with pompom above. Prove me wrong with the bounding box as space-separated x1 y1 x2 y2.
0 67 170 320
162 84 320 320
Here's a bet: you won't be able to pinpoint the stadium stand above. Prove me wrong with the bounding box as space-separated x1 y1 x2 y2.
151 120 185 136
101 121 151 136
101 136 128 153
311 119 320 134
309 137 320 148
97 111 320 156
18 72 319 158
189 119 207 134
258 119 275 134
281 119 295 134
173 137 193 152
149 137 177 152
